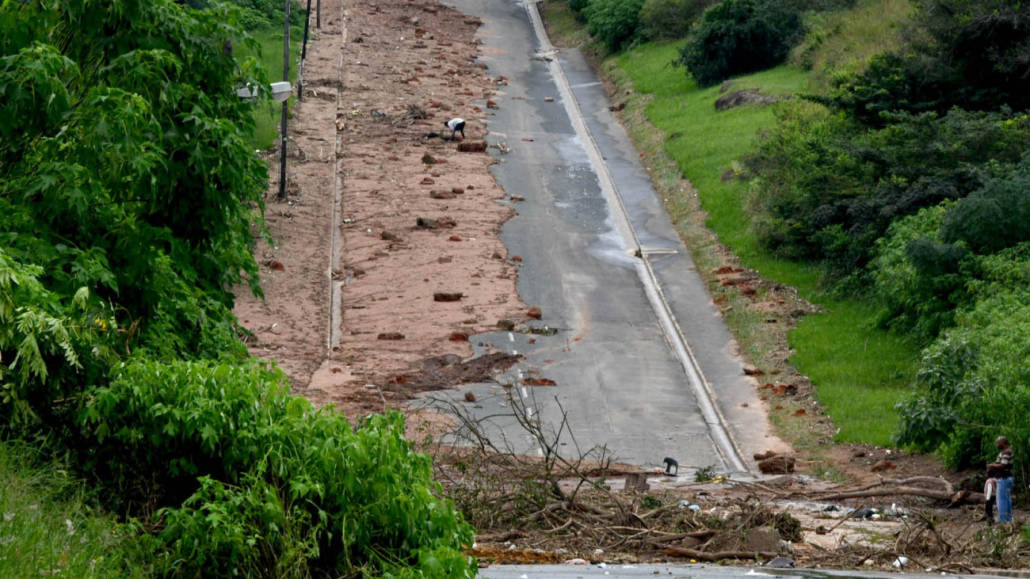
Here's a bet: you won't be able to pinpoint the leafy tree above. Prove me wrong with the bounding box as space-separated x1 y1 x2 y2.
678 0 804 86
639 0 714 40
584 0 646 52
0 0 268 361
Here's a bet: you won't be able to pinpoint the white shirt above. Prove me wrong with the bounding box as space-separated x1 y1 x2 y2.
446 118 465 130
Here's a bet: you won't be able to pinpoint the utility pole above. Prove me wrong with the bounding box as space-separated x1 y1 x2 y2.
316 0 321 29
278 0 290 200
298 0 312 101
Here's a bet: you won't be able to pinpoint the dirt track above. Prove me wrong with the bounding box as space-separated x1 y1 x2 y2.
234 0 525 417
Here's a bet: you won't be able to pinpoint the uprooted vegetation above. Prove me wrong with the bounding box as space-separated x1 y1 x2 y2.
420 393 1029 571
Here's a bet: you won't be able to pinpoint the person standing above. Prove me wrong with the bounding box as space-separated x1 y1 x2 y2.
987 436 1015 523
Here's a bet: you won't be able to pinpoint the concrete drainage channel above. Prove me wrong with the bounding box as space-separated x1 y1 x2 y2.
522 0 748 473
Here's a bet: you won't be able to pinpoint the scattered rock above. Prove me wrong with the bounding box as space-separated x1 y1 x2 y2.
430 189 456 199
871 459 897 472
624 472 650 492
449 331 470 342
457 141 488 152
451 187 465 194
523 377 556 386
485 99 498 109
757 453 795 474
415 217 437 229
765 556 795 569
377 332 405 340
497 319 516 331
792 408 807 417
463 391 476 402
420 177 435 185
380 231 401 241
743 365 764 376
491 251 504 259
433 292 464 302
526 306 542 319
447 235 462 241
511 255 523 262
421 153 437 164
263 259 285 271
714 89 784 111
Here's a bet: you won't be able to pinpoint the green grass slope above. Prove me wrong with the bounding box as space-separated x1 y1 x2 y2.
606 26 919 445
0 443 146 577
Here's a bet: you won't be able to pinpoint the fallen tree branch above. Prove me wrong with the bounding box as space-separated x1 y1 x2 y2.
661 547 778 561
815 487 983 504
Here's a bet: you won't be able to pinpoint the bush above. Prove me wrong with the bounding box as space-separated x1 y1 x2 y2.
80 360 476 577
827 1 1030 125
678 0 804 86
895 260 1030 474
568 0 591 21
639 0 714 40
749 105 1030 285
584 0 646 52
870 202 968 341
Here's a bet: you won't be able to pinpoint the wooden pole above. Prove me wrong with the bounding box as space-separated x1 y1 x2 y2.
278 0 290 200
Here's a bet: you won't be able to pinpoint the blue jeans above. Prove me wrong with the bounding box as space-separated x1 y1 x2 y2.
997 476 1014 523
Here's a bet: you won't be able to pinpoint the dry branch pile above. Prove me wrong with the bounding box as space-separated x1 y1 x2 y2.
417 394 1029 571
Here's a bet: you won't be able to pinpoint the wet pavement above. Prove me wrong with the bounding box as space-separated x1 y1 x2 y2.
424 0 782 474
480 563 1009 578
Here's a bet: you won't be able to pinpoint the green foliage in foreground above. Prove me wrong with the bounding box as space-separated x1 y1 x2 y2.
1 1 475 574
82 360 475 577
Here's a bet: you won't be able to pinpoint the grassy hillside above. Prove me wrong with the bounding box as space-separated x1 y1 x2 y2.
790 0 913 90
556 0 922 446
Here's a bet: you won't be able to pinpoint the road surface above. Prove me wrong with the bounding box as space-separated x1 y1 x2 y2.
423 0 784 475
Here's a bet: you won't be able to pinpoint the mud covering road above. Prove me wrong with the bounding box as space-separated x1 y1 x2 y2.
234 0 527 417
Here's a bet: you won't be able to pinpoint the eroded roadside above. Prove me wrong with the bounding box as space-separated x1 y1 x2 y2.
234 0 527 419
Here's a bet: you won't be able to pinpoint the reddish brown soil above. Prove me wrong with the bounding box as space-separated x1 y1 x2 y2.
234 0 525 419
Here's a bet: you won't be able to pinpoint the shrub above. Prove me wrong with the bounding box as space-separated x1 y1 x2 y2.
749 106 1030 284
827 1 1030 124
678 0 805 86
81 359 476 576
895 263 1030 475
584 0 646 52
568 0 591 21
639 0 714 40
870 202 968 341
